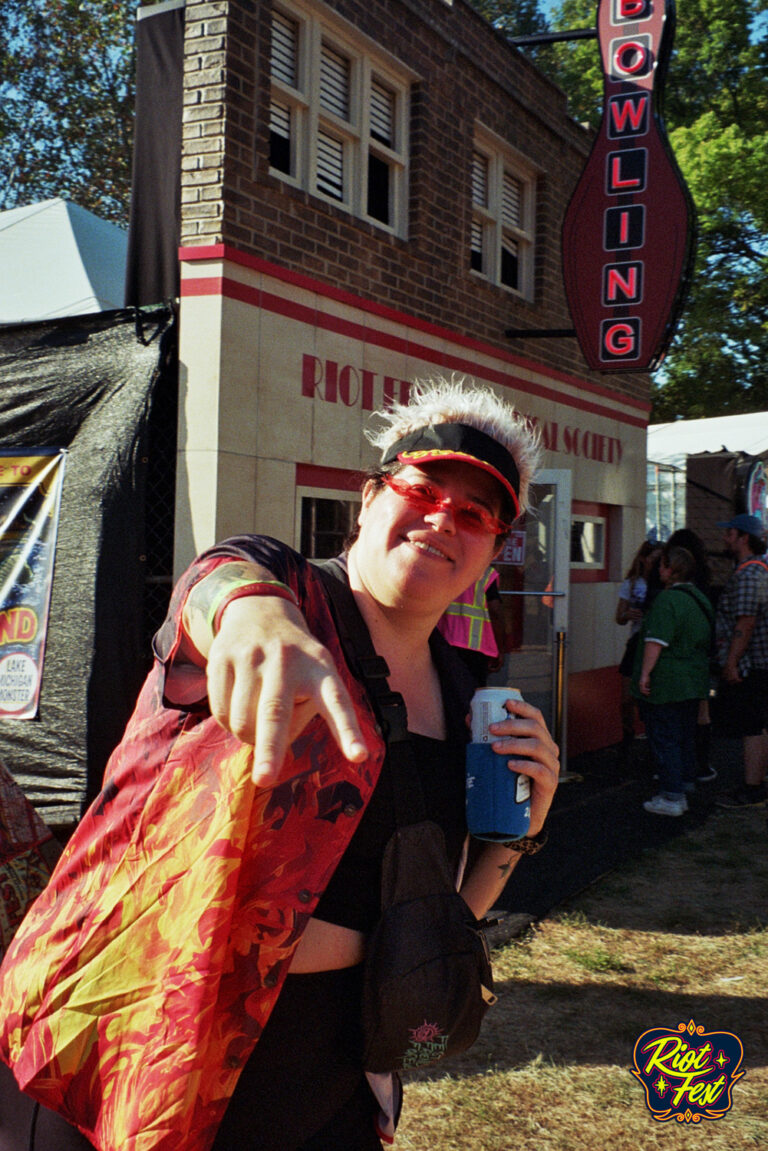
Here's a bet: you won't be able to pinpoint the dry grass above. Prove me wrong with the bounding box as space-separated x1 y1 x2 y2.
397 806 768 1150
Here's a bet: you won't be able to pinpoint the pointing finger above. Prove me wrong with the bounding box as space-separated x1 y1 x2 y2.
316 670 369 764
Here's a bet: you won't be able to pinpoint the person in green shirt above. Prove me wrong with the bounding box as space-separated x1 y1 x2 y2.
632 545 714 816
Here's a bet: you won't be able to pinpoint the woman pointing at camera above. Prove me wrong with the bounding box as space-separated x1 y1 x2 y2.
0 376 559 1151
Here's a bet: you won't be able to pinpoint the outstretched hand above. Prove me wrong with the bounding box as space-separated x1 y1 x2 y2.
206 595 369 786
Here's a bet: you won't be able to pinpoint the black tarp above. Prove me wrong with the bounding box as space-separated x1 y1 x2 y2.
0 307 176 827
124 1 185 308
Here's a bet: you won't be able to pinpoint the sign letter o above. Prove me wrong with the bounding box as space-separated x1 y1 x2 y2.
614 40 648 75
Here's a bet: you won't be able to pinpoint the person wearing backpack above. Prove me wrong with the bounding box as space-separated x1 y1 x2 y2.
632 545 714 817
713 513 768 809
0 376 559 1151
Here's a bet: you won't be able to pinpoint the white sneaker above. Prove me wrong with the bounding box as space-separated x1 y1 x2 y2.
643 794 688 817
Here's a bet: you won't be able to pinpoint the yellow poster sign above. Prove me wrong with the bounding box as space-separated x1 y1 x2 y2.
0 450 66 719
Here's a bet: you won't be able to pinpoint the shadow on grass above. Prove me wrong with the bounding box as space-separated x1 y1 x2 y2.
406 982 768 1081
499 735 760 923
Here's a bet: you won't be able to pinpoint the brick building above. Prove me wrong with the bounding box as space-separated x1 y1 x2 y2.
169 0 652 758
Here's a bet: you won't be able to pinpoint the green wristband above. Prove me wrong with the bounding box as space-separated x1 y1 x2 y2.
207 578 299 634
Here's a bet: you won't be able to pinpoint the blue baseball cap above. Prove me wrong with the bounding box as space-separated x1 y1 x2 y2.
717 513 765 535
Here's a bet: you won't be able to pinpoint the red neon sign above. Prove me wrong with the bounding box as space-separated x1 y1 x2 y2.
561 0 696 371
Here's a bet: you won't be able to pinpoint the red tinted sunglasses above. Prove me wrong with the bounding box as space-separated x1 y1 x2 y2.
382 474 512 536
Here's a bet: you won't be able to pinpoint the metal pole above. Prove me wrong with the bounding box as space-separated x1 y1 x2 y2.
554 629 566 751
554 628 582 783
507 28 598 47
505 327 577 339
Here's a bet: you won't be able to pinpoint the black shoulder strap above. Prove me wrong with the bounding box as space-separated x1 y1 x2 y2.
311 558 427 825
669 584 715 629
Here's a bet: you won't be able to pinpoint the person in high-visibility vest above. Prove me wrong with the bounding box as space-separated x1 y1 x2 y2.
437 566 506 684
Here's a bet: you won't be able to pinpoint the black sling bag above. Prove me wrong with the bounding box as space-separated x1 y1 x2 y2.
313 559 496 1073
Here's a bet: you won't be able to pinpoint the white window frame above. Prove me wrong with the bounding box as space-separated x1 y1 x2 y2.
471 124 537 300
570 515 607 570
270 1 411 237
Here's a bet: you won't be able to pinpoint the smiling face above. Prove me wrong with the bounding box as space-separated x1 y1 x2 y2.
348 460 505 618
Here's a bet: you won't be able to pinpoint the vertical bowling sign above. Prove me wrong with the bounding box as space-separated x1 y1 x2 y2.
0 451 66 720
561 0 696 372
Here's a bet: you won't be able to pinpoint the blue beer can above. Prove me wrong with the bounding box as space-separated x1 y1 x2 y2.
466 688 531 841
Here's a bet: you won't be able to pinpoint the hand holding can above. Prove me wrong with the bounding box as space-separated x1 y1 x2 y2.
466 688 531 842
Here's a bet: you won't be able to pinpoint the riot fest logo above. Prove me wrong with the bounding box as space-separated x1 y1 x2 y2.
631 1019 745 1123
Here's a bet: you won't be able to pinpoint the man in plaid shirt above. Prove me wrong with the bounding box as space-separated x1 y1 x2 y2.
714 513 768 808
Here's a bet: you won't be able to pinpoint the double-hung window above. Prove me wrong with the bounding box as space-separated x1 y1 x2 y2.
471 128 536 299
269 4 409 235
299 494 360 558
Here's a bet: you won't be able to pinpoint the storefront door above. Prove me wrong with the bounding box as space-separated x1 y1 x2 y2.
489 468 572 763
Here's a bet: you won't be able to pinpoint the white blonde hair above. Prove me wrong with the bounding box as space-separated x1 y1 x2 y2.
365 374 541 511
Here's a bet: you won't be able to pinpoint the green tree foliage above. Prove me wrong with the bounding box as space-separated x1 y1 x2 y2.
0 0 135 225
467 0 555 70
467 0 548 38
504 0 768 419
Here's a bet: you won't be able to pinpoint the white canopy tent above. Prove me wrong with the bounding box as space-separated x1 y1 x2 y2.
647 413 768 540
648 412 768 467
0 198 127 324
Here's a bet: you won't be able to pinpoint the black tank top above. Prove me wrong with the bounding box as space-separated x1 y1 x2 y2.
313 728 468 933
